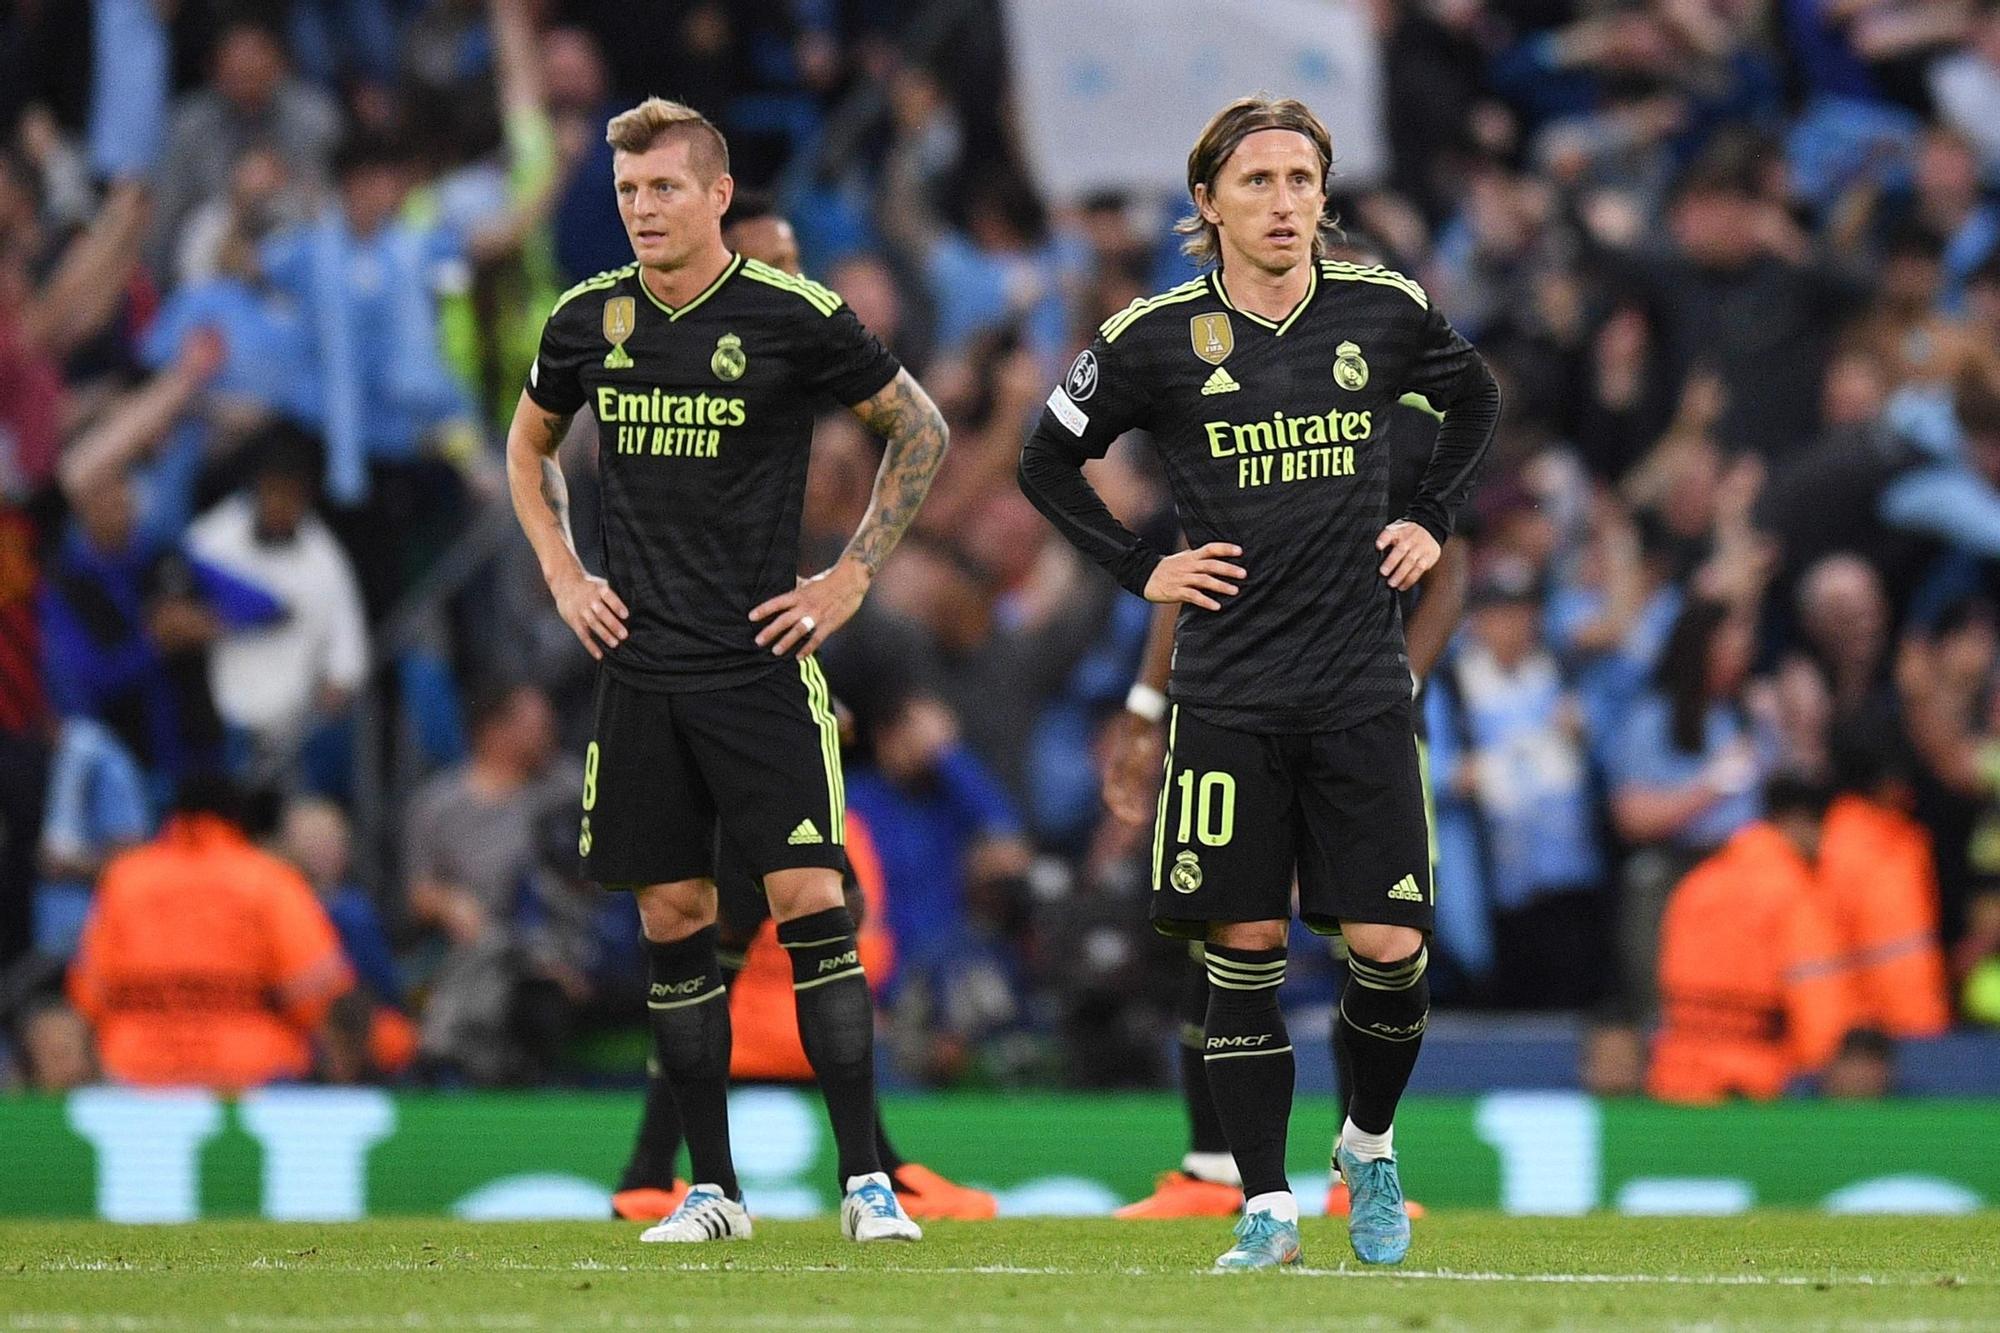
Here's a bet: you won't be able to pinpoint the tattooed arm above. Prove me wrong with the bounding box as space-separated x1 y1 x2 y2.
750 368 950 658
506 389 628 660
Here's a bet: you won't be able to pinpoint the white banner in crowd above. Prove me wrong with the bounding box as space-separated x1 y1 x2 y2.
1005 0 1386 200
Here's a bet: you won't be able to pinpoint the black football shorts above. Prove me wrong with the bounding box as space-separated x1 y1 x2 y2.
579 659 848 887
1150 700 1433 939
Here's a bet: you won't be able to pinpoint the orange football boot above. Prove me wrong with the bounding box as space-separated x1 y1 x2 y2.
1324 1180 1426 1218
892 1163 999 1220
612 1181 691 1222
1114 1171 1246 1219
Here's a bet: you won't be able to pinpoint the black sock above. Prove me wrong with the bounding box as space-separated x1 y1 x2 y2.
616 1057 686 1191
646 927 739 1198
1202 944 1294 1201
874 1116 906 1177
780 906 882 1183
1338 945 1430 1136
1179 946 1229 1158
1329 948 1354 1123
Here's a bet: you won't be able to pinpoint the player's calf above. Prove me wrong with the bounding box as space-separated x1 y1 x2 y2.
645 925 741 1201
1202 942 1299 1248
781 905 891 1189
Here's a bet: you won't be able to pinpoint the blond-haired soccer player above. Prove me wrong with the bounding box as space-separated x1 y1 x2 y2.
508 98 948 1244
1020 96 1497 1268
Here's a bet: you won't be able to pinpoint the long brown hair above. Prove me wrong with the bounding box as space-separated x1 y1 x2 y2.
1174 95 1335 267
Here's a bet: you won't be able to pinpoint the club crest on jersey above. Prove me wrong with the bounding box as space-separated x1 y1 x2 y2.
602 297 635 369
1190 313 1233 365
1066 349 1099 401
711 332 747 382
1334 340 1369 391
1170 849 1203 894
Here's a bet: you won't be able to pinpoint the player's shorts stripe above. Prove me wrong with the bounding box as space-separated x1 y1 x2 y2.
1320 261 1427 309
549 263 638 317
741 259 842 315
800 658 844 842
1151 705 1180 891
1417 736 1438 894
1100 280 1207 341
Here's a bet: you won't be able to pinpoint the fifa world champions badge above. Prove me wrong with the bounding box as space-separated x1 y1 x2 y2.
1190 313 1233 366
602 296 636 369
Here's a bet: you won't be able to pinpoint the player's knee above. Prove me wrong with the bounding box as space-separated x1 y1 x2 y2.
1340 921 1424 966
1340 942 1431 1040
1207 919 1287 951
764 866 846 922
635 878 718 943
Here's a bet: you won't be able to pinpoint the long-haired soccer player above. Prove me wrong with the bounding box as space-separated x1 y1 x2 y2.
1020 97 1497 1267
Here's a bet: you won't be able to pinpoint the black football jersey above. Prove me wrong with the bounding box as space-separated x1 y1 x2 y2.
526 255 899 690
1020 260 1497 734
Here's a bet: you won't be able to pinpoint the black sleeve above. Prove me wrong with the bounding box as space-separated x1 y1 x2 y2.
803 302 902 407
1399 302 1501 545
524 302 591 416
1017 336 1163 599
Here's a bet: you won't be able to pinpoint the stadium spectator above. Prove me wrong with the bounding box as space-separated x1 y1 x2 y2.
1429 562 1610 1007
1650 775 1858 1102
1931 7 2000 173
256 128 476 602
1606 595 1779 1008
67 776 354 1090
277 797 416 1082
151 17 341 279
402 682 577 1084
6 999 95 1092
846 689 1032 1082
39 440 285 793
187 426 368 786
33 718 150 961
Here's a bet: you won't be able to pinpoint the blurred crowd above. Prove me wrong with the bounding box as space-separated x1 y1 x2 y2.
3 0 2000 1103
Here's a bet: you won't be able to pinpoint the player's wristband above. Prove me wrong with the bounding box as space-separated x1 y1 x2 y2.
1125 683 1168 723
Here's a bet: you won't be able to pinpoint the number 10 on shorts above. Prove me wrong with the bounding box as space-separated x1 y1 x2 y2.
1175 770 1236 847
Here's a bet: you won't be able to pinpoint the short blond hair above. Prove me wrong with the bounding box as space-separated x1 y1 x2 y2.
1174 95 1335 267
604 97 729 182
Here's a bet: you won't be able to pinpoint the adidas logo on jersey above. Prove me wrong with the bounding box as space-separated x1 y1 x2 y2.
1200 366 1240 395
1387 873 1424 902
788 819 824 846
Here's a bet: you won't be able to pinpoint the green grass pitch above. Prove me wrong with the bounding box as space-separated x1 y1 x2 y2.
5 1214 1995 1331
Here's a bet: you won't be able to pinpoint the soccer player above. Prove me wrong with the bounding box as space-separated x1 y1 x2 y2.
1104 386 1466 1223
608 192 996 1227
508 98 949 1244
1019 97 1498 1268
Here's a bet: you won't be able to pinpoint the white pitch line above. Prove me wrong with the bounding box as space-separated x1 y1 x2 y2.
22 1256 1986 1290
